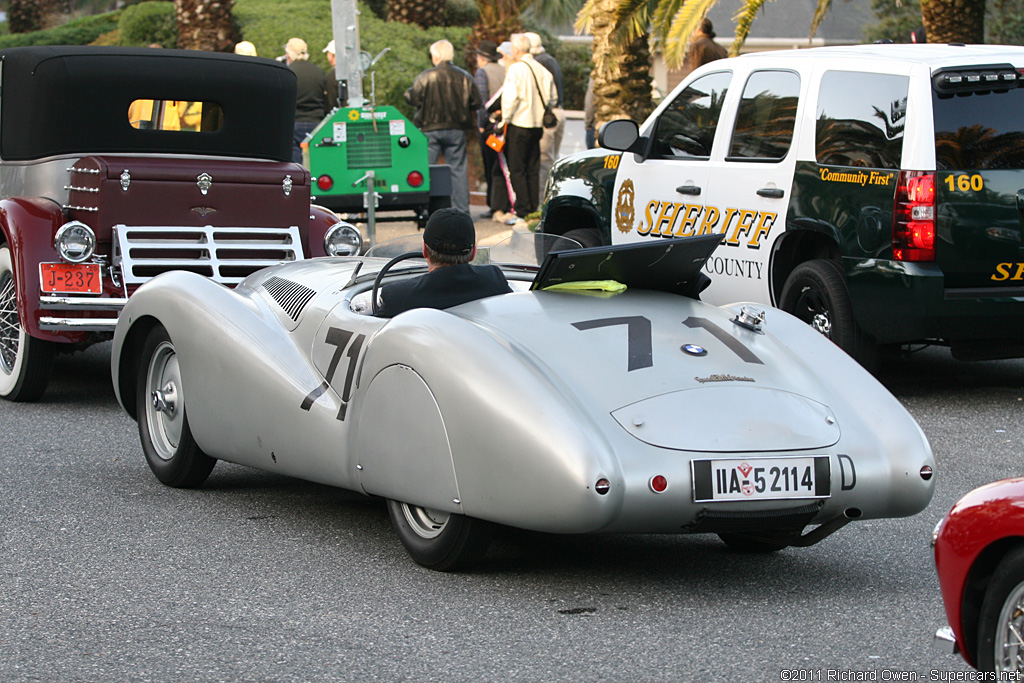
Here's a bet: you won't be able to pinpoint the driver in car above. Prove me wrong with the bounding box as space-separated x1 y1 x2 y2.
376 208 513 318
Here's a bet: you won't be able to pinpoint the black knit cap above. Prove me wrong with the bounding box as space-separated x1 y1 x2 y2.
423 208 475 256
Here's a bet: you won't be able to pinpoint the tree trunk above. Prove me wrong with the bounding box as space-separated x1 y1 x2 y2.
386 0 447 29
588 0 654 133
175 0 238 52
7 0 42 33
920 0 985 43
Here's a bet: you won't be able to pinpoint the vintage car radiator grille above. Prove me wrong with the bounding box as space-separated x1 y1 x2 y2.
261 276 316 321
114 225 303 286
347 122 393 169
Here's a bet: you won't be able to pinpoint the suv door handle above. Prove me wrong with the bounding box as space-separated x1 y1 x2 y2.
757 187 785 199
676 185 702 196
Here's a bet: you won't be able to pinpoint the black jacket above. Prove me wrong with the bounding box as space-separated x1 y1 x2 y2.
377 264 512 318
404 61 482 132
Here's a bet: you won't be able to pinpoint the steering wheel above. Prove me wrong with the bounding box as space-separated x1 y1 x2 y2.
371 251 425 316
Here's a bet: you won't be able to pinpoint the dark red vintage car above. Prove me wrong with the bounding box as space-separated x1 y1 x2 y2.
0 46 359 401
934 477 1024 674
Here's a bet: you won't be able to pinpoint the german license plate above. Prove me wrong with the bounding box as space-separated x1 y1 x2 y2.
39 263 102 295
692 456 831 502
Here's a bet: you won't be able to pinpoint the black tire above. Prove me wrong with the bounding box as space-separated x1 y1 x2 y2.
779 259 879 370
0 244 54 402
718 533 788 553
386 499 494 571
137 324 215 488
561 228 602 249
977 546 1024 673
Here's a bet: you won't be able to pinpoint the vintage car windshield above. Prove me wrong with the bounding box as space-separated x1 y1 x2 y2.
364 230 582 269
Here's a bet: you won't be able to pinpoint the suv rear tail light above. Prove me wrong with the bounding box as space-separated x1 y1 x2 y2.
893 170 935 262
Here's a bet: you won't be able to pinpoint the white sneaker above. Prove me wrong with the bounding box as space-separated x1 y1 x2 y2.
492 210 512 222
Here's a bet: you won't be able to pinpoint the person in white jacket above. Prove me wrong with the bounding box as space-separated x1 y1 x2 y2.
499 33 557 224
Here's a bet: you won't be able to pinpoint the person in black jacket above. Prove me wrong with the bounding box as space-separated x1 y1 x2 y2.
284 37 329 164
376 209 512 318
405 40 482 214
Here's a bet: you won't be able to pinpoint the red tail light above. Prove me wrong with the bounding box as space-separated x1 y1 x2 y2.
893 171 935 262
407 171 424 188
316 175 334 191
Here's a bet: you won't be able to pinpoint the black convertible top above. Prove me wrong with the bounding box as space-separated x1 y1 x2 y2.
0 46 297 162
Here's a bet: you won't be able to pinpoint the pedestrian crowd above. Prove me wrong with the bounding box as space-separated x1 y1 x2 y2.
238 22 729 225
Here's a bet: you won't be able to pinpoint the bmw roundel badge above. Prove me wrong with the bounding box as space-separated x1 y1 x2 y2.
682 344 707 357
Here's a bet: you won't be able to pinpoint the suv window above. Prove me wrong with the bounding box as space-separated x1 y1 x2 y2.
728 70 800 161
816 71 908 169
934 89 1024 169
650 71 731 159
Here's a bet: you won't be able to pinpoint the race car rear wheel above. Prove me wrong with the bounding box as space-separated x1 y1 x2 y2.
0 244 54 402
779 259 879 370
977 546 1024 673
137 324 215 488
386 499 494 571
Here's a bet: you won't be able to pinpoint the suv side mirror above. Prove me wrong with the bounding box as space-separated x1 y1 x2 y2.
598 119 643 153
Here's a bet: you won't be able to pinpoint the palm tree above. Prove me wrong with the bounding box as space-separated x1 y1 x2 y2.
577 0 655 132
921 0 985 43
175 0 238 51
386 0 446 29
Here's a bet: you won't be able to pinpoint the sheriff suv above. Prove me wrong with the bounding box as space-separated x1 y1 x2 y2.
540 44 1024 368
0 46 360 402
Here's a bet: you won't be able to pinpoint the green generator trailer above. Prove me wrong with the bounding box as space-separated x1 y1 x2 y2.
305 104 451 228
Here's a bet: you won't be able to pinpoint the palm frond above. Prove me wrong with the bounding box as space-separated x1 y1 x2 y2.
730 0 771 56
808 0 833 40
612 0 655 42
662 0 719 68
574 0 598 34
650 0 687 38
528 0 586 28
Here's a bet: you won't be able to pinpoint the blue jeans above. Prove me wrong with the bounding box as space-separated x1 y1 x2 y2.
293 120 318 164
425 128 469 214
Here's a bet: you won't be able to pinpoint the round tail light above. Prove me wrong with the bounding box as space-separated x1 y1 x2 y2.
407 171 424 188
316 175 334 192
649 475 668 493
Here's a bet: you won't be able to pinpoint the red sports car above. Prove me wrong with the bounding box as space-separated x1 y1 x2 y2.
934 478 1024 673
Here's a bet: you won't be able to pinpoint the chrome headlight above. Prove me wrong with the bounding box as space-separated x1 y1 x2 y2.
324 221 363 257
54 221 96 263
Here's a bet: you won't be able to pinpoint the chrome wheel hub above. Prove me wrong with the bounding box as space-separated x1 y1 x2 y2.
145 341 183 461
811 312 832 338
401 504 450 540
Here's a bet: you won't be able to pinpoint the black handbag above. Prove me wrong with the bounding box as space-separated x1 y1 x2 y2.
526 63 558 129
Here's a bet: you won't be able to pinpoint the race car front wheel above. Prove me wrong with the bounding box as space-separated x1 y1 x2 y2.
386 499 494 571
977 546 1024 673
0 244 55 402
137 324 215 488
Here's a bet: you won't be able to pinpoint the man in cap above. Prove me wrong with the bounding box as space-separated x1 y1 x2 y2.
376 208 512 318
284 37 329 164
323 39 341 108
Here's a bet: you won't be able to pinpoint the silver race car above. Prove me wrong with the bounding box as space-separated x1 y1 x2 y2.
111 231 936 570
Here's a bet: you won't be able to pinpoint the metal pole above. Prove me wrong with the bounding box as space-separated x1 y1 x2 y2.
331 0 363 108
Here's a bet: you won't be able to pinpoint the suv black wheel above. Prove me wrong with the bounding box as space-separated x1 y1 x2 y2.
780 259 879 370
0 244 54 402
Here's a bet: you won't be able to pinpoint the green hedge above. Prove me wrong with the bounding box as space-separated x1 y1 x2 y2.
0 11 120 49
118 1 177 47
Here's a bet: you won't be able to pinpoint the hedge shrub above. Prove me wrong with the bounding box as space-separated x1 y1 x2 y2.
0 11 120 49
118 1 177 47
